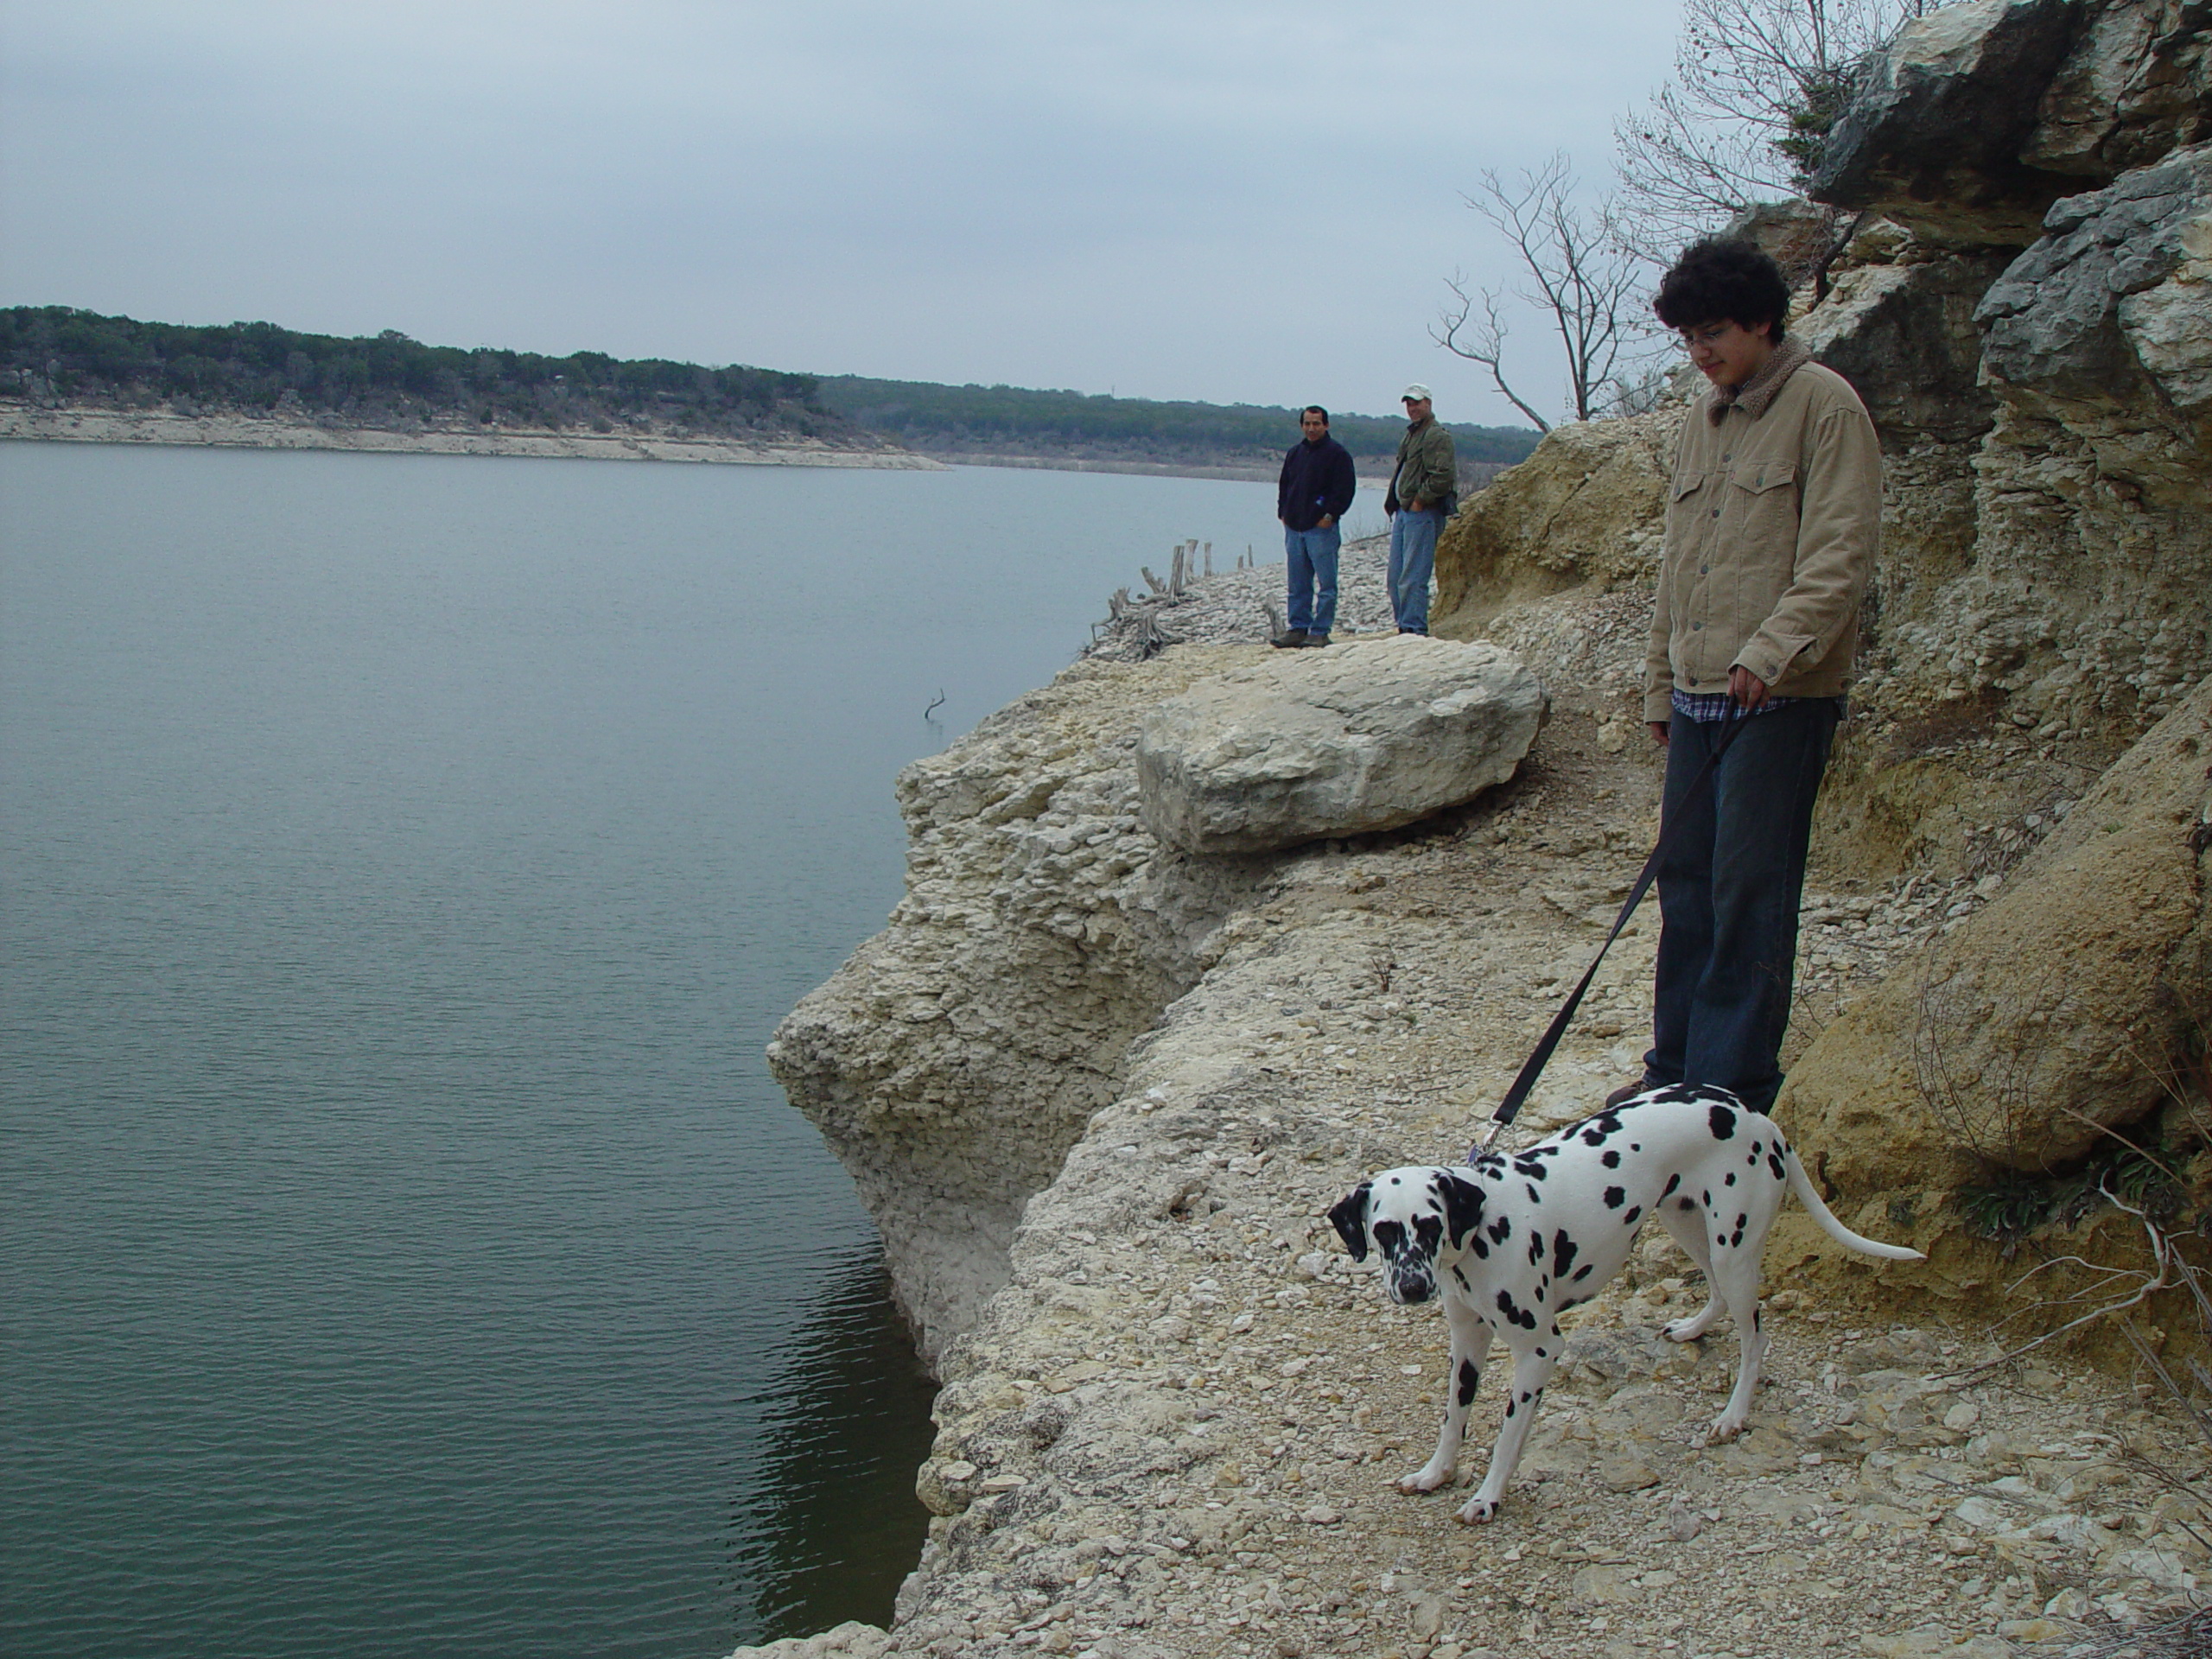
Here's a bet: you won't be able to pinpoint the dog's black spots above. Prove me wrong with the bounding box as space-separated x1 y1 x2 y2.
1571 1263 1594 1281
1630 1142 1641 1151
1494 1290 1536 1331
1750 1139 1763 1155
1735 1211 1748 1231
1439 1172 1487 1247
1452 1267 1471 1290
1603 1185 1626 1210
1730 1225 1746 1248
1747 1152 1758 1166
1551 1229 1579 1280
1512 1157 1548 1181
1662 1173 1681 1198
1504 1399 1516 1417
1709 1103 1738 1140
1526 1234 1543 1268
1769 1152 1787 1180
1677 1198 1695 1212
1517 1390 1533 1402
1388 1174 1403 1185
1724 1171 1737 1186
1468 1235 1489 1260
1622 1205 1642 1227
1328 1183 1372 1260
1414 1215 1444 1256
1601 1149 1621 1168
1526 1184 1542 1205
1374 1220 1405 1259
1535 1347 1548 1358
1752 1308 1762 1332
1487 1216 1511 1245
1458 1359 1480 1406
1702 1190 1712 1207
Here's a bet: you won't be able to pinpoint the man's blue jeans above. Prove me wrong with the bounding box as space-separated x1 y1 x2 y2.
1284 524 1340 636
1388 508 1441 633
1643 699 1840 1115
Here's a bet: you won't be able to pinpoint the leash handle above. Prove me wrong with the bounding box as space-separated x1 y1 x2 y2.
1470 709 1750 1160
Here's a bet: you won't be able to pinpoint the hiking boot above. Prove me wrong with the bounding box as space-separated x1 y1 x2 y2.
1270 628 1309 649
1605 1079 1658 1109
1298 632 1331 647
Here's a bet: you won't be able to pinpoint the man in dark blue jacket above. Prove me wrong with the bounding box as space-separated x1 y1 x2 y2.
1273 406 1357 647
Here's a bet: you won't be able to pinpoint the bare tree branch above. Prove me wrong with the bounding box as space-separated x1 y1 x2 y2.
1614 0 1942 251
1437 154 1648 428
1434 278 1552 434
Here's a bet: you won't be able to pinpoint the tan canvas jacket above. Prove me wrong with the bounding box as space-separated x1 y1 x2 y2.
1643 356 1881 724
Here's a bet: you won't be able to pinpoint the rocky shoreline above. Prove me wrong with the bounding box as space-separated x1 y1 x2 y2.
0 403 943 468
747 4 2212 1649
749 538 2207 1659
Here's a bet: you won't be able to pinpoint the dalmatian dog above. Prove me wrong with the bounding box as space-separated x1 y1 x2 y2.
1326 1084 1922 1523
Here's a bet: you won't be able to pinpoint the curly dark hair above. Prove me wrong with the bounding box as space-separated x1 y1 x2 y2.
1652 238 1792 340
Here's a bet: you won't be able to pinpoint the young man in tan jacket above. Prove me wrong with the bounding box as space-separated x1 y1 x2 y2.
1611 238 1881 1116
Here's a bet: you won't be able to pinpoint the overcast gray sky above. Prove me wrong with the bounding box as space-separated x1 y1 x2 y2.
2 1 1686 427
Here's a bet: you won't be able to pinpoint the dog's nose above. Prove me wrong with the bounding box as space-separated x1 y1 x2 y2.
1391 1274 1434 1305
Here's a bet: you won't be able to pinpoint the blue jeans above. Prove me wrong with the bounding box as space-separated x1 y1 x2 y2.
1388 508 1441 633
1643 700 1840 1115
1284 524 1341 635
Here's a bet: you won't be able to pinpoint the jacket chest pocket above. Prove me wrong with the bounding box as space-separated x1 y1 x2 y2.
1731 460 1796 496
1727 459 1798 539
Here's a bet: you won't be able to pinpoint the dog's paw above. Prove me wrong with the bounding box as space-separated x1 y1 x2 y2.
1702 1411 1748 1445
1397 1463 1453 1495
1454 1496 1501 1525
1663 1312 1717 1343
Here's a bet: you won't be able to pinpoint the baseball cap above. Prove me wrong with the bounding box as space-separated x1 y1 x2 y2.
1401 384 1432 402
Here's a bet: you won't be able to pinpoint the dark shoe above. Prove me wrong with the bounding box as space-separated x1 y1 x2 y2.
1270 628 1309 649
1298 632 1330 647
1605 1079 1657 1109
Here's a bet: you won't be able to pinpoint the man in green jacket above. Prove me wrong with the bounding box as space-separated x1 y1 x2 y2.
1384 384 1458 634
1610 238 1881 1117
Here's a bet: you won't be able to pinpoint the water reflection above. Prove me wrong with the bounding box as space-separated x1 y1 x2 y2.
730 1246 938 1643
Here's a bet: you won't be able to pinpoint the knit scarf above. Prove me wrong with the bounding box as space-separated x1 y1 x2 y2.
1707 334 1813 423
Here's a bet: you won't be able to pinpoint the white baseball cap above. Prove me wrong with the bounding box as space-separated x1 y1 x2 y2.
1401 383 1433 402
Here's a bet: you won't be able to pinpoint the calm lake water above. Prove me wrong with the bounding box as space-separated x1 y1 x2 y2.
0 442 1277 1658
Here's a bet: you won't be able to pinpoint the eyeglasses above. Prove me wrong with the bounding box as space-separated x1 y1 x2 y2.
1676 323 1737 350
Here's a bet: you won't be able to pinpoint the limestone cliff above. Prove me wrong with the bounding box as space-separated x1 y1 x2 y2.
751 5 2212 1653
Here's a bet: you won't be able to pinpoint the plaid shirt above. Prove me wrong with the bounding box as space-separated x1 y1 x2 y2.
1671 690 1844 721
1673 689 1788 722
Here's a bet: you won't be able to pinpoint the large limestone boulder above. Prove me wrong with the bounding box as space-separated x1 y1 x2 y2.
1810 0 2090 247
1781 673 2212 1192
1135 636 1545 855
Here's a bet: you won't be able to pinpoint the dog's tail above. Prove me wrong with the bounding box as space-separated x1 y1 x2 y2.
1783 1147 1926 1261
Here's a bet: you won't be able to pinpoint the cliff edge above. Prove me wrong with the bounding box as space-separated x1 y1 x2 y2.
754 3 2212 1653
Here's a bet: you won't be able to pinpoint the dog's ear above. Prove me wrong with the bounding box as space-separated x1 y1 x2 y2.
1437 1170 1486 1248
1327 1183 1371 1261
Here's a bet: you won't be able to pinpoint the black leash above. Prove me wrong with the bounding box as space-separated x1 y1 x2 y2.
1470 708 1750 1160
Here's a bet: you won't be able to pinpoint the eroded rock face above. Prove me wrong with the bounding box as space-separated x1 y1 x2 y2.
1812 0 2091 245
1979 140 2212 426
1134 636 1545 855
1430 409 1672 639
767 652 1274 1360
1781 674 2211 1189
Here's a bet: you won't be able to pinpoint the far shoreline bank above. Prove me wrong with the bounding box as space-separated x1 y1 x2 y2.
0 402 1502 489
0 403 944 470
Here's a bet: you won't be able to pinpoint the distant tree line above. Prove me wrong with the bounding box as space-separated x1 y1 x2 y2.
0 308 857 442
813 376 1541 471
0 306 1544 475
